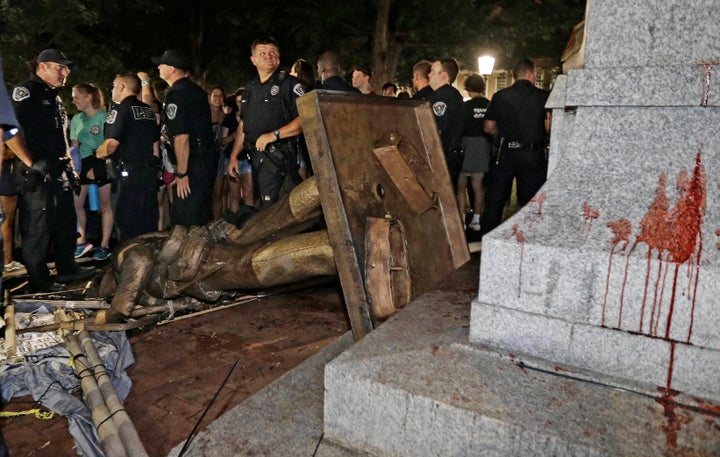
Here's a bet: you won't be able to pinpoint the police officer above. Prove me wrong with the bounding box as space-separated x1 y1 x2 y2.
154 49 215 227
96 72 160 241
10 49 95 292
228 36 305 210
411 60 433 101
316 51 360 93
480 59 551 237
428 58 465 186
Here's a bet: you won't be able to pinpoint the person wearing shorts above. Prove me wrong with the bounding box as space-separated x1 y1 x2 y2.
457 74 491 231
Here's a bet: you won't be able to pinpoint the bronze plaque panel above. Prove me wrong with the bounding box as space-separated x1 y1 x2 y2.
298 91 470 339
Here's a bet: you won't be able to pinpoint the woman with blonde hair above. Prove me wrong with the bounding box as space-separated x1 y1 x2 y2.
70 83 112 260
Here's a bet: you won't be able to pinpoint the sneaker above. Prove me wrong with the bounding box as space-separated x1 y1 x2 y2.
3 260 24 273
92 246 111 261
75 242 93 258
468 221 481 232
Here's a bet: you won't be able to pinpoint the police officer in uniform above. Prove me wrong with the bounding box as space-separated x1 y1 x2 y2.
411 60 433 101
480 58 551 236
228 36 305 210
428 58 465 186
96 72 160 241
154 49 215 227
316 51 360 93
10 49 95 292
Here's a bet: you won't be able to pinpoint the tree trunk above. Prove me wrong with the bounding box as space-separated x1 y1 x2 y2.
371 0 405 92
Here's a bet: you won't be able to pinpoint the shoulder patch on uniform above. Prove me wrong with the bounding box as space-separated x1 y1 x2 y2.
12 86 30 102
166 103 178 120
432 101 447 117
106 110 118 124
293 83 305 97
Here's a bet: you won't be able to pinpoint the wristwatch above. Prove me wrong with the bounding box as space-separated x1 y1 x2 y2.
175 171 188 178
273 129 281 140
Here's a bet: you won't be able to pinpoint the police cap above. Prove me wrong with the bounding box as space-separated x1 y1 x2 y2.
152 49 190 70
36 49 76 70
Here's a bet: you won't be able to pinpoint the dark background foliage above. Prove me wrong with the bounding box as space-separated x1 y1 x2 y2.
0 0 586 105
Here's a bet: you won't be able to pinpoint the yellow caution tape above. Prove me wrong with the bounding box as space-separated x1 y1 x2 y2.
0 408 54 420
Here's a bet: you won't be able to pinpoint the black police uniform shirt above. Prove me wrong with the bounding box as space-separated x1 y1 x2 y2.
412 85 433 101
240 70 305 144
484 79 549 145
462 96 490 138
12 74 68 160
162 77 213 149
104 95 159 164
317 76 360 94
428 84 464 153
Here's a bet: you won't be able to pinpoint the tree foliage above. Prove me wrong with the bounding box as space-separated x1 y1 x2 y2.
1 0 586 101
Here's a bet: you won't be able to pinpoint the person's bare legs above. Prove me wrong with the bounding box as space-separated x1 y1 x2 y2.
74 185 89 243
240 172 254 207
1 195 17 265
98 183 113 249
455 174 468 223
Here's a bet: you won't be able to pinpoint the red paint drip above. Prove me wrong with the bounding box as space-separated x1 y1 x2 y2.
602 218 631 326
582 202 600 239
658 342 680 448
618 242 638 328
530 191 546 216
511 224 526 298
606 152 706 341
582 202 600 221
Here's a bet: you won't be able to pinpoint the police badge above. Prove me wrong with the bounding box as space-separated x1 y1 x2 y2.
270 85 280 96
166 103 178 120
12 86 30 102
106 110 118 124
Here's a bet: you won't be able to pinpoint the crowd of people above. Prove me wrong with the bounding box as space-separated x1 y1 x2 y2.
0 36 551 292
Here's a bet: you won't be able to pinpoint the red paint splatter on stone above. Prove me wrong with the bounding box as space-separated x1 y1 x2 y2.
530 191 546 216
582 202 600 239
602 218 631 326
604 152 706 341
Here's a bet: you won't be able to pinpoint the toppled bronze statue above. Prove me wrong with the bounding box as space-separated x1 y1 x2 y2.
97 177 337 322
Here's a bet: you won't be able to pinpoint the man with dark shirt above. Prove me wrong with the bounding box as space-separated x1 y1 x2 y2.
412 60 433 100
228 36 305 209
11 49 95 292
154 49 215 226
428 58 465 186
97 72 160 241
480 58 551 236
316 51 360 93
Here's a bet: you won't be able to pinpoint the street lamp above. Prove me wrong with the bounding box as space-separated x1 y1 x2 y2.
477 55 495 76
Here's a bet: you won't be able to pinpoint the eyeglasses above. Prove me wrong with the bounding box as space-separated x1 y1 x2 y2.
46 63 71 74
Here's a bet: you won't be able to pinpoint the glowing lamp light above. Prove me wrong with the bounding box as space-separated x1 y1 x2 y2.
477 56 495 76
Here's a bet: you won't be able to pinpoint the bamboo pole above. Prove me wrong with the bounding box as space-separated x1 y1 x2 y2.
77 330 149 457
62 330 129 457
57 310 128 456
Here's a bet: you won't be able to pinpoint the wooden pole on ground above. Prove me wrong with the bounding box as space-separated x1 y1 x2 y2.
77 330 149 457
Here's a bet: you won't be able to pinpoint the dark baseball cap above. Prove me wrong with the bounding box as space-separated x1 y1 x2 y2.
36 49 76 70
152 49 189 70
